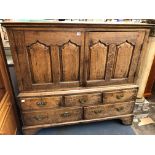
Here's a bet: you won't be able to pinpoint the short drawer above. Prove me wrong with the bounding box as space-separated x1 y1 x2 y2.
84 102 134 120
22 107 82 126
64 93 102 107
19 96 63 111
103 89 137 103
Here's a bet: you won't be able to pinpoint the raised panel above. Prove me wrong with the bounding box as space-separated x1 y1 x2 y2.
27 41 52 83
89 41 107 80
114 41 134 78
61 41 80 81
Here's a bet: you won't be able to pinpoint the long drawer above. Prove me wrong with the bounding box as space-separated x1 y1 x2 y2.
20 96 63 111
22 107 83 126
84 102 134 120
103 89 137 103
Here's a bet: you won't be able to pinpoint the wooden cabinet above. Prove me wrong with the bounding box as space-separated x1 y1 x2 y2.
2 22 152 134
0 32 18 135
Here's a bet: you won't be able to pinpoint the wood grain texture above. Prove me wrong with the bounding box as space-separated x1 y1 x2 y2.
0 33 18 135
144 56 155 97
20 96 62 111
18 84 138 98
89 41 107 80
13 31 32 90
51 46 61 83
84 102 134 120
64 93 102 107
22 114 133 135
0 93 11 126
114 41 134 78
27 41 52 83
128 31 145 82
61 41 80 81
11 31 84 90
86 31 144 86
22 107 82 126
105 44 117 81
103 88 137 103
2 23 151 134
0 104 17 135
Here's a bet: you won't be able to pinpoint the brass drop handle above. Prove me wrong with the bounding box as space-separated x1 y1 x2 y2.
36 101 47 107
33 115 48 121
79 98 87 104
116 94 124 99
116 107 124 112
94 110 102 114
61 112 71 117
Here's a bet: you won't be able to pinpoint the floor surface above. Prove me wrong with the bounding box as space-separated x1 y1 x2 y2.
132 91 155 135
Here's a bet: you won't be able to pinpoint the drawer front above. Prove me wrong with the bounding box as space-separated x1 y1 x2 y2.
103 89 137 103
22 107 82 126
84 102 134 120
20 96 63 111
64 93 102 107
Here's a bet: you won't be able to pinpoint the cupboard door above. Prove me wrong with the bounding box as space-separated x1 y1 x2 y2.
85 31 145 86
11 31 84 91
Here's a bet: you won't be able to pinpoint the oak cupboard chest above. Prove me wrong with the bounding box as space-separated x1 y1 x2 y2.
2 22 152 134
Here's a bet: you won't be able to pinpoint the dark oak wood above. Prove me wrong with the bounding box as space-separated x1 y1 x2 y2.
2 22 152 134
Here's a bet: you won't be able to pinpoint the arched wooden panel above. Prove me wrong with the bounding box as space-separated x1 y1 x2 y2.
27 41 52 83
61 41 80 81
114 41 134 78
89 42 107 80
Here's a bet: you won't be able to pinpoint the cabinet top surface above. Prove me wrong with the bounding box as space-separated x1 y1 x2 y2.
2 22 155 28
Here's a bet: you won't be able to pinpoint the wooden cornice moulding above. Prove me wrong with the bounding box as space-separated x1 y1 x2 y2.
2 22 155 29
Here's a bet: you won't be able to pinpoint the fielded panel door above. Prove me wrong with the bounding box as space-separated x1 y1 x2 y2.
10 31 84 91
84 31 146 87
